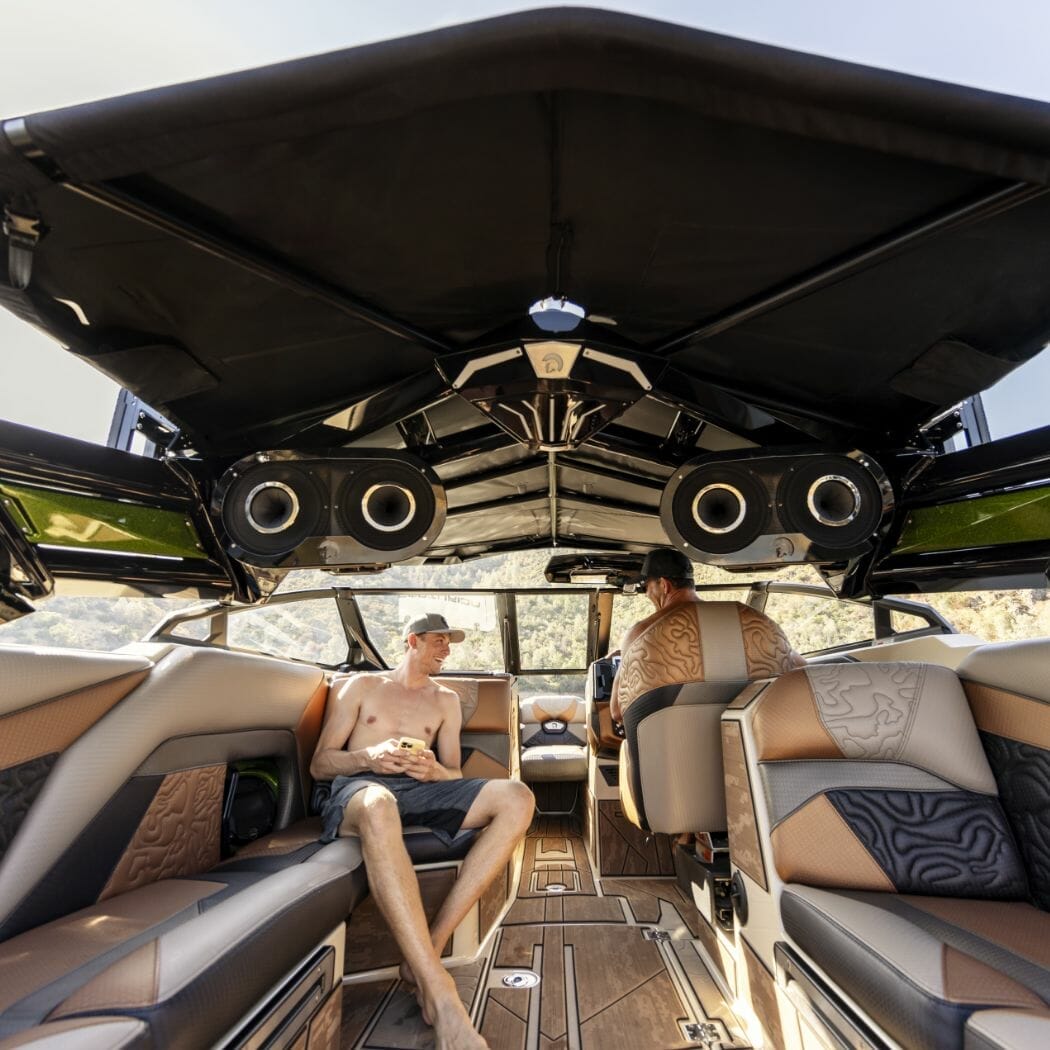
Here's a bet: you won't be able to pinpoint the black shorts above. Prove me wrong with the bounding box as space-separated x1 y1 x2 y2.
319 774 489 845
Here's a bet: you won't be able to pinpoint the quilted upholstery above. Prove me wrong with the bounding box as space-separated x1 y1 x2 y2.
759 664 1012 894
0 756 58 862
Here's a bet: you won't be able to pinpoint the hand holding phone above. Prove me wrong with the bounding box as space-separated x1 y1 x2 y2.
398 736 427 752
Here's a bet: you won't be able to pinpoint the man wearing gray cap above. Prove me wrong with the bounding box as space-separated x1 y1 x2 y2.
610 547 699 723
311 612 534 1050
609 547 802 723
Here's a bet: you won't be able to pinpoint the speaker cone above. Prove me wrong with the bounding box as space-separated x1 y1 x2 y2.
244 481 300 534
221 465 326 556
338 462 436 551
669 463 769 554
778 456 882 548
361 483 417 533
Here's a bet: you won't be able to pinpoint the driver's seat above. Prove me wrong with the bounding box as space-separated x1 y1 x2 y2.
617 600 799 834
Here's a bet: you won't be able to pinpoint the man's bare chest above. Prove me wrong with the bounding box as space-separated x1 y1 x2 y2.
355 687 443 745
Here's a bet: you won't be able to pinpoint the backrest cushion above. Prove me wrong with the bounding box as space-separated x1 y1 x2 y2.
0 644 324 942
959 639 1050 910
756 664 1027 898
441 675 515 779
617 601 798 714
0 648 150 870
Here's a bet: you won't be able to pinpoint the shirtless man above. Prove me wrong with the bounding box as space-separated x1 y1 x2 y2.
610 547 700 723
311 612 534 1050
609 547 803 722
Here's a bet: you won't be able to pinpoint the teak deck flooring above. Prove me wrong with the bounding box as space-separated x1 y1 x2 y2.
340 817 750 1050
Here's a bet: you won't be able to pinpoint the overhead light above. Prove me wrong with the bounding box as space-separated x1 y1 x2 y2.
528 297 585 333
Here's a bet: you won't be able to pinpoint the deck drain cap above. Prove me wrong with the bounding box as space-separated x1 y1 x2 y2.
502 970 540 989
545 883 568 893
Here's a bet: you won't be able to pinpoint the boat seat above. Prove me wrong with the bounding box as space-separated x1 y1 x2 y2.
0 862 354 1048
223 814 478 869
782 888 1050 1050
618 600 799 833
965 1009 1050 1049
0 1017 150 1048
758 662 1050 1050
520 693 587 782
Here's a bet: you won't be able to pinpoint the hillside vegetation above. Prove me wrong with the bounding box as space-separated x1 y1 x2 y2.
1 548 1047 657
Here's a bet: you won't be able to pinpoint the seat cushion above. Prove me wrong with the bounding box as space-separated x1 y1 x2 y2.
225 816 479 869
0 1017 149 1048
520 745 588 782
965 1009 1050 1049
0 863 353 1046
782 885 1050 1050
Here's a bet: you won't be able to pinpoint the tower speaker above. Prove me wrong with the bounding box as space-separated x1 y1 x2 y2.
776 455 884 550
660 450 890 567
214 450 446 568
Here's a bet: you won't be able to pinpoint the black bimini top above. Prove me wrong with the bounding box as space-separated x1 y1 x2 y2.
3 7 1050 566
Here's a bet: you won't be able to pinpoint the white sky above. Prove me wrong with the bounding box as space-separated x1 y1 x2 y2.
1 0 1049 444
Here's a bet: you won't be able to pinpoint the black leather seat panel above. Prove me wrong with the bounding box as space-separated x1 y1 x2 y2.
0 864 353 1050
782 886 1050 1050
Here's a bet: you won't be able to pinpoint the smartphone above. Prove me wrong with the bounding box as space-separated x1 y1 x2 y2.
398 736 427 752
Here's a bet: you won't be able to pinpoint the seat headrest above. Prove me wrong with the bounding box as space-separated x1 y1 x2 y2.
752 663 997 794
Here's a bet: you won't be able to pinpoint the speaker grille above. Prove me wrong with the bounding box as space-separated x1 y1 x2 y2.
778 455 883 549
221 464 326 557
336 462 437 552
670 463 770 554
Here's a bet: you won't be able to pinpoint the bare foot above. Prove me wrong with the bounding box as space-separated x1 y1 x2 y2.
430 996 489 1050
400 964 487 1048
398 961 431 1025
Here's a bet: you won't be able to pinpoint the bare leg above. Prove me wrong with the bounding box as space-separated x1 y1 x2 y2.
399 778 534 1006
429 780 535 954
342 786 488 1049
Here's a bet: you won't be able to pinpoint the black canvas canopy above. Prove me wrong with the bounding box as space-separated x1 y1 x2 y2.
3 7 1050 578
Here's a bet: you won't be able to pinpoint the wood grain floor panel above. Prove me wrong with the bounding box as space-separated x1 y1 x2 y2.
340 979 395 1049
479 998 528 1050
579 970 694 1050
599 877 701 936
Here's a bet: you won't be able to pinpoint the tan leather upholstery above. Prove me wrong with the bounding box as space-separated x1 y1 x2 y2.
444 675 515 776
763 658 1050 1050
782 887 1050 1048
0 670 148 771
0 880 224 1014
519 694 585 724
442 675 514 733
617 600 797 834
98 765 226 900
965 680 1050 750
617 601 797 714
0 642 323 940
754 663 998 791
0 1018 149 1048
0 649 152 718
0 864 353 1047
770 795 894 890
759 664 1004 891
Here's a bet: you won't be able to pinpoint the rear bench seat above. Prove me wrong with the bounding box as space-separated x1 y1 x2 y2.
0 643 361 1047
754 660 1050 1050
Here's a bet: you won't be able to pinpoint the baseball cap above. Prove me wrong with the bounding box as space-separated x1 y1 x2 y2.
402 612 466 643
636 547 695 583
